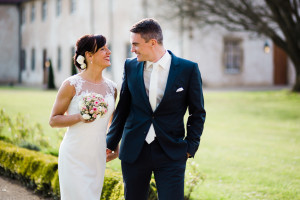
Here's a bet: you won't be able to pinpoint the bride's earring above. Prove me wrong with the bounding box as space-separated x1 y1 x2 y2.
91 61 93 64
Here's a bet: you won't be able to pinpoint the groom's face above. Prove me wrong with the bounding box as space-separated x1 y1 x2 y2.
130 33 153 62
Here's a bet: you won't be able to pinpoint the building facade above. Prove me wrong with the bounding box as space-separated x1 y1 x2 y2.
0 0 295 88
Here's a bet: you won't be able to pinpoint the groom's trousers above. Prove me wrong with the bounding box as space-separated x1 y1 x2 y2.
121 139 187 200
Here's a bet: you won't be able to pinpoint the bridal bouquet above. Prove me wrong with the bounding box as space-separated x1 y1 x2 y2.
79 93 108 120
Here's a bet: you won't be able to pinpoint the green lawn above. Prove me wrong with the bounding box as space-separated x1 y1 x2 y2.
0 87 299 200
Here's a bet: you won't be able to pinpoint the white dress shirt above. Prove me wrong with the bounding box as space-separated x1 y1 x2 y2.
144 51 172 108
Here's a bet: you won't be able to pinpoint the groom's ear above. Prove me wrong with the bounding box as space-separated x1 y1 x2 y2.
150 39 158 47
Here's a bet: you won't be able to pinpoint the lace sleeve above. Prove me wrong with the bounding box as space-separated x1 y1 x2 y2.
64 75 83 96
105 78 117 96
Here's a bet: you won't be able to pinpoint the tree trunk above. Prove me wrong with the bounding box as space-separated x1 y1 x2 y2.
289 52 300 92
292 72 300 92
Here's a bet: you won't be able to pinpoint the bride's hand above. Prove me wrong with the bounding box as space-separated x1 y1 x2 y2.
78 114 95 123
106 145 119 162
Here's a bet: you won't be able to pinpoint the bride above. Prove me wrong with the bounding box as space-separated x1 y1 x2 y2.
49 34 118 200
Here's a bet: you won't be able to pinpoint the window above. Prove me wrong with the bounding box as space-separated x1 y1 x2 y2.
30 3 35 22
223 38 243 74
56 0 62 16
70 0 76 13
31 48 35 71
57 47 62 71
21 50 26 71
21 6 26 25
42 1 47 21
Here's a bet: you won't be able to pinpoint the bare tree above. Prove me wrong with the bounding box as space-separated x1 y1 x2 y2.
163 0 300 92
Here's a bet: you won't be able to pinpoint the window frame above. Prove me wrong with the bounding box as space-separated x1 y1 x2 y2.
41 0 47 21
56 0 62 17
57 47 62 71
31 48 35 71
223 37 243 74
30 3 35 22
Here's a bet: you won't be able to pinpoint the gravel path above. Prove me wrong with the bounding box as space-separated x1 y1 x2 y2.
0 175 53 200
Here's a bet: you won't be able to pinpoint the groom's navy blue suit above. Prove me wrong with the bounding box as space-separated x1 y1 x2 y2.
107 51 206 200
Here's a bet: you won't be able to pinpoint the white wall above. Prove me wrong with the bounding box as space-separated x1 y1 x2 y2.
17 0 295 88
188 27 273 87
0 5 19 84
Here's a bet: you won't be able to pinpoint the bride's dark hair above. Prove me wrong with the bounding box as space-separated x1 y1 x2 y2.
74 34 106 70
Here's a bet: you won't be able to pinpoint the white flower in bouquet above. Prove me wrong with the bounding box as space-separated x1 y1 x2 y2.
82 114 91 120
79 93 108 121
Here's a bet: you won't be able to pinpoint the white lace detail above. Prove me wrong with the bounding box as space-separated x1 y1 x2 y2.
65 74 116 98
104 78 117 96
64 74 116 116
66 75 84 96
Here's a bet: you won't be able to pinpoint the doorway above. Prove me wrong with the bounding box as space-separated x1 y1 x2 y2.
43 49 48 87
273 44 288 85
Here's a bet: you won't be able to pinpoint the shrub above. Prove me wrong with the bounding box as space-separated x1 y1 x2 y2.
0 140 59 198
0 108 51 151
184 160 206 200
0 140 157 199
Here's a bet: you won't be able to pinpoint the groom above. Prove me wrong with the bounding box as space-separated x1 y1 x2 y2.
106 18 206 200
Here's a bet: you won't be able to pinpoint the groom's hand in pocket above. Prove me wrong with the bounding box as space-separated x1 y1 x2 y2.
106 145 119 162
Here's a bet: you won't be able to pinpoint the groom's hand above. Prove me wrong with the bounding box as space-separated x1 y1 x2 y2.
106 145 119 162
187 152 191 158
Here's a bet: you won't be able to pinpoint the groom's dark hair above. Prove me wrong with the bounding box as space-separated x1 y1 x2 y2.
130 18 163 45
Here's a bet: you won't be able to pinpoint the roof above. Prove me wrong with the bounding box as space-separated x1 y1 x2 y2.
0 0 29 4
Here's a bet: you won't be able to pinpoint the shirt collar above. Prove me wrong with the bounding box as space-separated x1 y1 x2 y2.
145 51 171 70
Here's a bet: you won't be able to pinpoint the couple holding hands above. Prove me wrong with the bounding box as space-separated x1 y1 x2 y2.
49 18 206 200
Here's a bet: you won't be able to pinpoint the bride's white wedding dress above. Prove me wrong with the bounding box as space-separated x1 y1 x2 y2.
58 74 116 200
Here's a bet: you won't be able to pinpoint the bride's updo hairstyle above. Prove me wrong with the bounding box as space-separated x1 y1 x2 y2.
74 34 106 70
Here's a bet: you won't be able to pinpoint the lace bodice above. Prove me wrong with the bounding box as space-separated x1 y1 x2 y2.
64 74 116 117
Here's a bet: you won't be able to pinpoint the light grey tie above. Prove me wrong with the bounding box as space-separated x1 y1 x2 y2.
145 63 158 144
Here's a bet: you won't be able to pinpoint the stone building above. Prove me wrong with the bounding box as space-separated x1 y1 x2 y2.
0 0 295 88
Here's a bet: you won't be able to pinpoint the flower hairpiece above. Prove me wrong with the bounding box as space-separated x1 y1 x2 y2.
76 55 86 70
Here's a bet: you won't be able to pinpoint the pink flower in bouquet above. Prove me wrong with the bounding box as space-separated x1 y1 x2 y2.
79 93 108 121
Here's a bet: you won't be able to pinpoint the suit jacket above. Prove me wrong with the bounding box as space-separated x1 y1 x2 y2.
107 50 206 164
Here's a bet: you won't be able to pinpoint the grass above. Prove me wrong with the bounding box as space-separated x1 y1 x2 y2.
0 87 299 200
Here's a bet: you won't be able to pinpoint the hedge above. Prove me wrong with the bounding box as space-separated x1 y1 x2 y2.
0 140 157 199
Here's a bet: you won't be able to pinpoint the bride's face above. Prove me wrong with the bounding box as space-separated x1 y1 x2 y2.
92 45 111 68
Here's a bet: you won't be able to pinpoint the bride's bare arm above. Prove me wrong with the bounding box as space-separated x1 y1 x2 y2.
49 81 86 128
